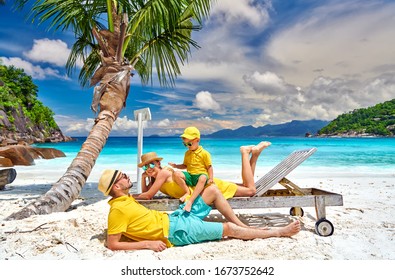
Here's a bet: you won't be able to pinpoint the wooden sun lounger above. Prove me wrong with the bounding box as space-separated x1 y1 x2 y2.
138 148 343 237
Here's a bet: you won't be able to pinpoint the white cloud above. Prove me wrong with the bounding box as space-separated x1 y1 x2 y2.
174 0 395 131
23 38 71 67
194 91 221 111
358 74 395 105
54 115 94 135
44 0 395 136
244 73 395 126
210 0 271 28
244 71 287 93
265 1 395 86
198 116 212 122
55 115 141 136
0 38 82 80
178 0 272 90
157 118 171 127
0 56 70 80
112 116 139 131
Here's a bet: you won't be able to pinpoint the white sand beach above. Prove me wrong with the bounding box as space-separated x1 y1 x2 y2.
1 169 394 261
0 167 394 280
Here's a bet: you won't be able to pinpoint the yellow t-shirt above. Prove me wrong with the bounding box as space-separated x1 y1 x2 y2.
107 195 172 247
183 146 212 175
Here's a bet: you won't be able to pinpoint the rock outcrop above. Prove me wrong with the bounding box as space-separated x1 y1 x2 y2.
0 105 73 146
0 168 17 190
0 145 66 167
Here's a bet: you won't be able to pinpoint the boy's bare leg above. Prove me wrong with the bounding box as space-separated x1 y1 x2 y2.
173 171 190 202
223 220 300 239
184 175 206 212
201 186 248 228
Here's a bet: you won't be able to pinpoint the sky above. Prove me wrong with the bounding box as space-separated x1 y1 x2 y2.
1 0 395 137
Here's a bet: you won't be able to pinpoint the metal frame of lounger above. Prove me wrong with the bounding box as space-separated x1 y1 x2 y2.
138 147 343 237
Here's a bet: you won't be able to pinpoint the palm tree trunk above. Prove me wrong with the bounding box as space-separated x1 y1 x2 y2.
6 7 131 221
6 110 116 220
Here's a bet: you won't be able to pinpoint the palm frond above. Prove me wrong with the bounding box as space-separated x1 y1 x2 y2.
123 0 212 87
78 51 101 88
186 0 214 24
67 36 100 87
13 0 215 88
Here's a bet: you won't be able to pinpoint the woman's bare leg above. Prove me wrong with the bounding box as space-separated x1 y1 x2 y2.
222 220 300 239
250 141 271 175
234 141 271 197
240 145 254 190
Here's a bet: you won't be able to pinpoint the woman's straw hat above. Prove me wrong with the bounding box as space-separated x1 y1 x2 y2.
138 152 163 167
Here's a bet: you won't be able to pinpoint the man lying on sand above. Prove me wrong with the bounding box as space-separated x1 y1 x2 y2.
98 169 300 251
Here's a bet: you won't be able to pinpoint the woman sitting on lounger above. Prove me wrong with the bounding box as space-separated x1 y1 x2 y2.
134 141 271 200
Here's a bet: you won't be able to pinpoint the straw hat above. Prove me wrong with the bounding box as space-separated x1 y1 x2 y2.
181 126 200 139
138 152 163 167
98 169 121 196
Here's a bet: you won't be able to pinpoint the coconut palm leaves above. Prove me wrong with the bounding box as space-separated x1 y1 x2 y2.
7 0 215 220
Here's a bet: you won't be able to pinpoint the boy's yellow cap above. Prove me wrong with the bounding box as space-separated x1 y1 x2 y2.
181 126 200 139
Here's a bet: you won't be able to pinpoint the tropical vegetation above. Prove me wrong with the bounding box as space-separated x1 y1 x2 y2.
6 0 215 220
318 99 395 136
0 64 58 133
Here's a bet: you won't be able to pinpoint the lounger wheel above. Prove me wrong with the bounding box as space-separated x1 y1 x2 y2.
315 218 334 237
289 207 304 217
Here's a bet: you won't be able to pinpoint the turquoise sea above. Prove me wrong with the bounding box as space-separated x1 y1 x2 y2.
24 136 395 184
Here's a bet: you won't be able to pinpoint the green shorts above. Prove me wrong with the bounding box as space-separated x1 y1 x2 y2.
168 196 223 246
183 172 208 187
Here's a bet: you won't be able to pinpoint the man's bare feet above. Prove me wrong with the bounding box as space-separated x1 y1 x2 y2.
252 141 271 156
277 220 301 237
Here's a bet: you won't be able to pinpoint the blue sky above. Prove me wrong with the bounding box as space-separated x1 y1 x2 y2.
1 0 395 137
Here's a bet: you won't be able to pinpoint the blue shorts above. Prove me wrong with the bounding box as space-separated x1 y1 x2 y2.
168 196 223 246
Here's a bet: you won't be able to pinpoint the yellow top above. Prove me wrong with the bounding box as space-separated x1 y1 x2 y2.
160 180 194 200
183 146 212 175
161 166 237 200
213 178 238 199
107 195 172 247
159 166 193 200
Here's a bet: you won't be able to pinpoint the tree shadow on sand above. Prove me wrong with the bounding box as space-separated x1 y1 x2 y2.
1 182 107 212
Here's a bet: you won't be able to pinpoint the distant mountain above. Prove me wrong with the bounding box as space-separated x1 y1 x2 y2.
205 120 329 138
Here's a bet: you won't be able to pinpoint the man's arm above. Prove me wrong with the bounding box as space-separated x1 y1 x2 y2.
107 233 167 252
